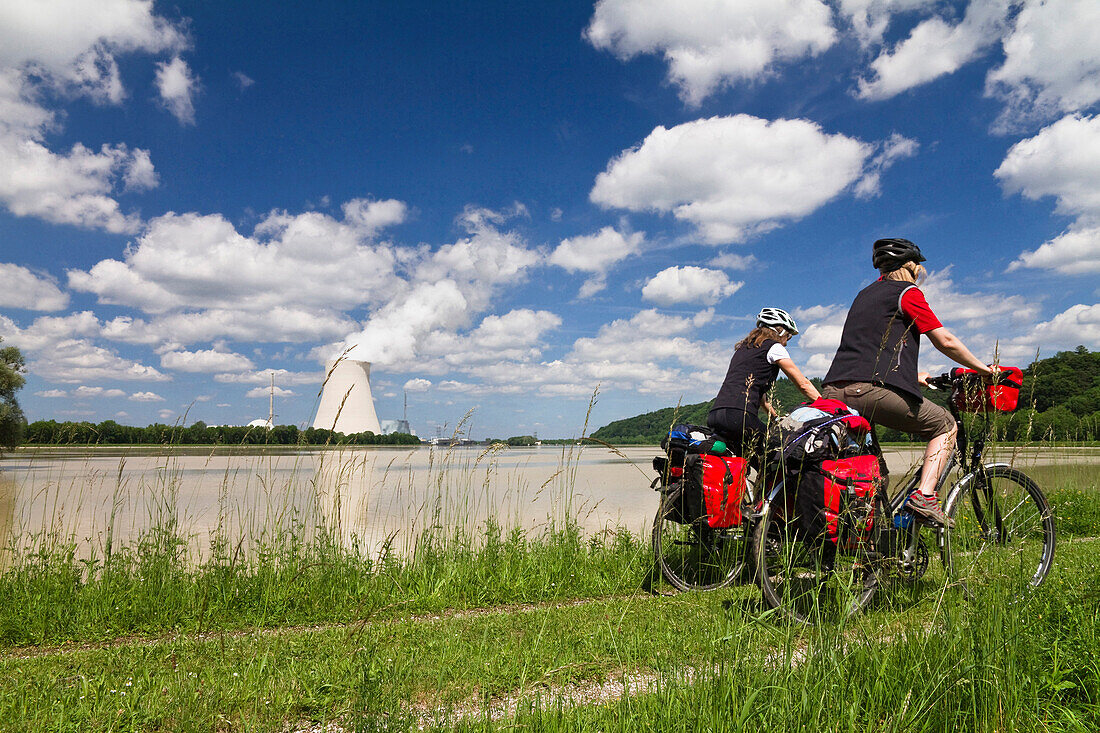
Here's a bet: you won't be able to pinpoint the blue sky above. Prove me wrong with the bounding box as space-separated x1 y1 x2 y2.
1 0 1099 439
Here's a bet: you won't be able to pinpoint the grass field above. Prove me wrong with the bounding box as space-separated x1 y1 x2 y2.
0 445 1097 731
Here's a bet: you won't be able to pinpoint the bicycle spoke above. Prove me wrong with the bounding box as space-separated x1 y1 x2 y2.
945 467 1055 596
652 484 748 592
753 488 880 625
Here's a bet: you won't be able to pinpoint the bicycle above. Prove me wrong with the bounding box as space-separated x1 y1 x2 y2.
753 368 1056 624
650 440 762 592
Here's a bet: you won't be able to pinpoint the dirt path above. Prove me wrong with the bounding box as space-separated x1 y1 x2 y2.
2 594 645 661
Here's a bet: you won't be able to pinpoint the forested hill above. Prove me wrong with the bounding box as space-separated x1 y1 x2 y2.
590 347 1100 444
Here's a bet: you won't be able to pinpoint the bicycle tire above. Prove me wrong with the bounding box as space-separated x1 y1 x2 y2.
754 482 881 624
652 483 747 592
943 465 1055 596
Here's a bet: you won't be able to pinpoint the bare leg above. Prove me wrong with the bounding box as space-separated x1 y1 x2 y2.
918 424 957 495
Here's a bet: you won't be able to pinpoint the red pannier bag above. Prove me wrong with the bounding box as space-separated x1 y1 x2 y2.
951 366 1023 413
797 454 880 546
693 454 749 528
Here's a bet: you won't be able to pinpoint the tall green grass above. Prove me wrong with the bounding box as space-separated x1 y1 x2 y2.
430 557 1100 732
0 437 654 647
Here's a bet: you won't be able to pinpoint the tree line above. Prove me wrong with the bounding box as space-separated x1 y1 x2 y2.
22 419 420 447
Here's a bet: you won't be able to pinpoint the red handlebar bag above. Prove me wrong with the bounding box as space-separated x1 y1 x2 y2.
951 367 1023 412
694 454 749 528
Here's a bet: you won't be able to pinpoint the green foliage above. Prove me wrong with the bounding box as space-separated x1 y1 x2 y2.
22 419 420 446
1026 345 1100 414
505 435 537 446
0 338 26 450
591 400 711 444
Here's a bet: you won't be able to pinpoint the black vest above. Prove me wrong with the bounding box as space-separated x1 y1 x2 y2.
711 339 781 414
824 279 923 400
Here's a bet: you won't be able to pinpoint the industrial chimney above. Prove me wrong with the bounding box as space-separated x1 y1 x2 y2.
313 359 382 434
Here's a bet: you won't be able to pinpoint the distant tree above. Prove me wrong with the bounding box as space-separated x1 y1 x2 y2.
1032 406 1080 442
0 338 26 450
95 420 123 444
1024 345 1100 412
506 435 537 446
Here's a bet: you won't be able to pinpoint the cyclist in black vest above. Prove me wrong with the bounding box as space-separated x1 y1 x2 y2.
708 308 821 467
822 238 995 527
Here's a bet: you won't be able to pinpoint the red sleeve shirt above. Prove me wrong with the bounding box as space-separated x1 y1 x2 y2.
899 286 942 334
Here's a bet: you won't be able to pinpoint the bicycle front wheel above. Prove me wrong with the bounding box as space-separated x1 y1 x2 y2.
753 483 881 625
652 484 747 592
943 465 1055 595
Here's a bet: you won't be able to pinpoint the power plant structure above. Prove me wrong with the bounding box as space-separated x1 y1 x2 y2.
312 358 382 435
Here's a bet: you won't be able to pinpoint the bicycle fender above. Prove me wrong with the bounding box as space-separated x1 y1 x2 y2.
750 481 787 522
944 463 1014 509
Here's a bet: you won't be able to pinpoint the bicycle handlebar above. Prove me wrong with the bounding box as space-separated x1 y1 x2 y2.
926 368 1015 391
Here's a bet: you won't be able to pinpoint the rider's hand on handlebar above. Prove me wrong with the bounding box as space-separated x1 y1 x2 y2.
917 371 931 388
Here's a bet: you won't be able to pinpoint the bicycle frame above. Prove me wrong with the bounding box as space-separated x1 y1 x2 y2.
751 369 1052 620
754 377 985 573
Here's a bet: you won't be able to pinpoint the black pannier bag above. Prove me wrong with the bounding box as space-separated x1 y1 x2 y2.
657 424 720 526
660 424 716 479
662 454 707 525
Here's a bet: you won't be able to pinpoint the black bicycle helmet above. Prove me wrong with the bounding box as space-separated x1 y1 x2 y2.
872 237 926 271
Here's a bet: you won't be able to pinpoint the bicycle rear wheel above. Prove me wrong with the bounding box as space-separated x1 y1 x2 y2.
943 465 1055 596
652 484 747 592
754 483 881 624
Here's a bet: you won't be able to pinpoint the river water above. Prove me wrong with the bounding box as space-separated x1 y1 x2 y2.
1 443 1096 562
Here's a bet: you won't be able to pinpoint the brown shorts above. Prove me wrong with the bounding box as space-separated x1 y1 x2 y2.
822 382 954 440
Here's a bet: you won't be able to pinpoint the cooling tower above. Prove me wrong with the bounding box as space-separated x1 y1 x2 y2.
313 359 382 435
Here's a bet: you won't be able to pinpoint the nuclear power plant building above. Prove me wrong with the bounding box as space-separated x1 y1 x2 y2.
313 359 382 435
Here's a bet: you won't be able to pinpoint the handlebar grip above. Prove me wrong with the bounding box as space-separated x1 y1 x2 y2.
926 373 953 390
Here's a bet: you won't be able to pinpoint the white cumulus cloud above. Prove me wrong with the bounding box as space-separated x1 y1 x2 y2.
591 115 910 244
549 226 644 297
339 207 541 368
857 0 1011 100
997 115 1100 273
214 369 322 386
0 140 151 233
641 266 742 306
160 348 255 373
0 0 184 231
245 385 295 399
0 311 168 384
836 0 940 47
72 385 127 399
68 206 405 348
155 56 198 124
0 263 69 311
986 0 1100 129
585 0 836 105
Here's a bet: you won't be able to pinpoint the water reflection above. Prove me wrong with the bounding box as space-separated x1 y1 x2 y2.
0 445 664 561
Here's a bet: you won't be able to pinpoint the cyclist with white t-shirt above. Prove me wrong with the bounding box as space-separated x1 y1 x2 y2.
707 308 821 466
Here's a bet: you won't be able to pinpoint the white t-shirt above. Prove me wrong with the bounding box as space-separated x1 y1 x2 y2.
766 343 791 365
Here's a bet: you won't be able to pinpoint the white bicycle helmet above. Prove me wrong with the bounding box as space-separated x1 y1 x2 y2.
756 307 798 335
